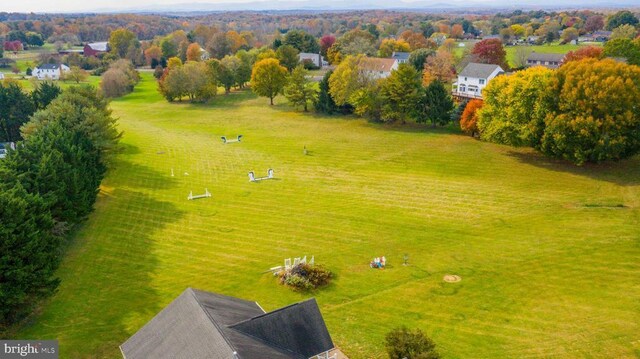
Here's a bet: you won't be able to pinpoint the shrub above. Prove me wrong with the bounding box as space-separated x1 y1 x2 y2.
385 326 440 359
278 263 333 291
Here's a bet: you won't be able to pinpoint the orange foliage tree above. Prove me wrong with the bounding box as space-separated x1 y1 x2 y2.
564 46 604 63
460 99 483 137
186 43 202 62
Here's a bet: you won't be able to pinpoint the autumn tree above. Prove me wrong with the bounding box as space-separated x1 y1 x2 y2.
315 70 352 115
276 45 300 72
327 29 377 64
560 28 579 44
251 58 288 105
319 35 336 57
422 50 455 85
284 65 318 112
378 39 411 57
564 46 603 63
399 30 433 50
65 66 88 83
379 63 422 123
144 45 162 66
109 28 139 59
584 15 605 33
450 24 464 39
471 39 508 69
478 66 555 147
460 99 482 137
186 43 203 62
541 59 640 164
611 24 638 40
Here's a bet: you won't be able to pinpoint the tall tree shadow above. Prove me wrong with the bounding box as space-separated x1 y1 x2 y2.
506 150 640 186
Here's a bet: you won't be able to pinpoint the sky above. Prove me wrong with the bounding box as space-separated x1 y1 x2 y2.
1 0 632 13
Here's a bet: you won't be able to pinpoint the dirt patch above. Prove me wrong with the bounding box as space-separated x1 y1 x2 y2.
443 274 461 283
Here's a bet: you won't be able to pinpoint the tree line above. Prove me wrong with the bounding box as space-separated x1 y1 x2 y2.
0 84 120 332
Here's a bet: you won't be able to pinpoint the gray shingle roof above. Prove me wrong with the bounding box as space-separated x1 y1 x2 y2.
527 52 566 63
459 63 503 79
37 64 61 70
120 288 334 359
230 298 334 358
391 51 410 60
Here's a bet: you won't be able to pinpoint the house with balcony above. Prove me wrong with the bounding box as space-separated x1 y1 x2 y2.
452 63 504 100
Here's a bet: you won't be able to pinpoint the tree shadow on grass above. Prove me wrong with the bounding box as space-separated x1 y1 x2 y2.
506 150 640 186
15 158 187 357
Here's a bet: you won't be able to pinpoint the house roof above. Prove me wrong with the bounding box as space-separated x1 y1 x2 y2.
360 57 397 72
87 42 109 51
230 298 334 358
459 63 503 79
36 64 61 70
120 288 334 359
527 52 566 63
391 51 410 60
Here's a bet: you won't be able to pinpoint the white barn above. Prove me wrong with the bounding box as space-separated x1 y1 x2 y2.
453 63 504 99
32 64 70 80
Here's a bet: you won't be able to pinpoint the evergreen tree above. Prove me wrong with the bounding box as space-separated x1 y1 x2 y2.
418 80 454 127
284 65 319 112
0 82 36 142
380 64 422 123
31 81 62 110
315 70 352 115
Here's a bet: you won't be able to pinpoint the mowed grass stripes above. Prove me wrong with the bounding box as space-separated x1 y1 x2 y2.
16 73 640 358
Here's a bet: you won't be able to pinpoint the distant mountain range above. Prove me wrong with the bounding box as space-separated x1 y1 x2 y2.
92 0 639 13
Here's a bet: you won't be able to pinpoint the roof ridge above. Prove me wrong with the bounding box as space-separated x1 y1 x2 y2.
230 298 316 326
187 287 240 355
227 327 305 359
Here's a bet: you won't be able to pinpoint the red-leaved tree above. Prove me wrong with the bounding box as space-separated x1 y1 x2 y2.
471 39 508 69
320 35 336 57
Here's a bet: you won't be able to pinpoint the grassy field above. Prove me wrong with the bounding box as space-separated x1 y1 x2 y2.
15 73 640 358
454 41 599 67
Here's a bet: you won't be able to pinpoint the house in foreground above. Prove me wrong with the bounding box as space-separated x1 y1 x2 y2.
452 62 504 100
120 288 336 359
32 64 70 80
526 52 566 69
360 57 398 79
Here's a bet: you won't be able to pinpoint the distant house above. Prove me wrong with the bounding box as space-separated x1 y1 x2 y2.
298 52 327 68
83 42 109 57
391 51 410 64
526 52 566 69
360 57 398 79
120 288 336 359
0 73 4 80
32 64 70 80
0 142 16 159
453 63 504 100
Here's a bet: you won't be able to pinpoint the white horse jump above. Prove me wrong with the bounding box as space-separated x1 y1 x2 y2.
188 188 212 200
248 168 274 182
221 135 243 144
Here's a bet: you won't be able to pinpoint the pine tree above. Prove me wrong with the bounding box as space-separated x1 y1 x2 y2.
418 80 454 127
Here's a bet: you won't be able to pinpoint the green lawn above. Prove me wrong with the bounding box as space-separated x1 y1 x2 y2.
15 73 640 358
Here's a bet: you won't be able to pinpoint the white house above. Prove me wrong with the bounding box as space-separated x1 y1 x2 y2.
360 57 399 79
0 142 16 159
453 63 504 99
32 64 70 80
0 73 4 80
298 53 327 68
